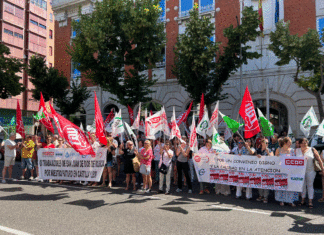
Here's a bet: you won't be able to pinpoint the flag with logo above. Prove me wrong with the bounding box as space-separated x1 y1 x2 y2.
288 125 296 143
300 106 319 138
131 103 141 130
239 86 261 138
127 105 134 125
199 93 204 122
51 105 95 156
111 110 125 138
212 126 230 153
219 112 243 134
145 109 163 139
207 101 219 134
94 91 107 145
196 107 212 139
16 100 25 139
170 107 185 143
37 93 55 133
257 108 274 137
189 115 198 153
315 120 324 137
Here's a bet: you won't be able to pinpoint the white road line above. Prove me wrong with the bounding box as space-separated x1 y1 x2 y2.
211 205 271 215
0 225 33 235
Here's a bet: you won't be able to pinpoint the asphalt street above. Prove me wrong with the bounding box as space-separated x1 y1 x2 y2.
0 161 323 235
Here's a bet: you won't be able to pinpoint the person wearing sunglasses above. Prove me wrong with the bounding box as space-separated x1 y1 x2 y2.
230 139 247 155
256 138 273 203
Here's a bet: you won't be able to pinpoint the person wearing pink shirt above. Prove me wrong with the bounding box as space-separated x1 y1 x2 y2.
136 140 154 193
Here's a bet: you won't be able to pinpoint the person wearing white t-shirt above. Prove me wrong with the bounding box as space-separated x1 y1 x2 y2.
2 133 20 183
153 138 164 183
158 140 173 194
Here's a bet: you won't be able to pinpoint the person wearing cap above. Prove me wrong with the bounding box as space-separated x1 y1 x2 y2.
20 135 35 180
2 133 20 183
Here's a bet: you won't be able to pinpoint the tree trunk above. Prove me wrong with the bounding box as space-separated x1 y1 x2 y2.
314 91 324 121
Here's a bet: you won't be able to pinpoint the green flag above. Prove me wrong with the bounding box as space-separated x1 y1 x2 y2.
219 112 243 133
257 108 274 137
33 107 46 121
10 116 15 126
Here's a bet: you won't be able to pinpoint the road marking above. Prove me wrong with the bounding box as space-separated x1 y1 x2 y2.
0 225 33 235
211 205 271 215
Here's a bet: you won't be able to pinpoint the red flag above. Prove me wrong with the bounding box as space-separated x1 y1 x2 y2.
16 100 25 139
39 93 54 133
103 109 115 127
94 92 107 145
199 93 204 123
150 110 153 117
239 86 261 138
51 105 95 156
127 105 134 125
258 0 264 33
167 101 193 128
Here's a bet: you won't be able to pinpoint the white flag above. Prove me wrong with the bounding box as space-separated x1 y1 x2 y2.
288 125 296 143
170 107 185 143
124 122 138 150
208 101 219 132
189 115 198 153
196 107 212 139
315 119 324 137
300 106 319 137
111 110 124 137
212 126 230 153
131 103 141 130
224 126 232 141
145 109 163 139
161 107 171 136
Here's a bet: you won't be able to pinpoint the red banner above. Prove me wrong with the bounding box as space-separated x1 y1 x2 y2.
16 100 25 139
199 93 204 123
127 105 134 125
103 109 114 127
239 86 260 138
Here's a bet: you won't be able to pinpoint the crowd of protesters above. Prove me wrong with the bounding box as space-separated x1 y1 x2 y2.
1 130 324 209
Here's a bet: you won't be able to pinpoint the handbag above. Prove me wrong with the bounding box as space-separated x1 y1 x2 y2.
159 151 168 175
132 156 140 173
312 148 322 172
139 164 147 175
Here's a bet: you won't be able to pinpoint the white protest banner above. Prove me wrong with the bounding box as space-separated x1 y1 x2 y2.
38 147 107 181
193 153 306 192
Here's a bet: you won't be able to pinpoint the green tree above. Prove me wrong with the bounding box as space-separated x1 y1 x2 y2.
173 6 261 113
28 55 69 101
0 44 25 99
268 21 324 119
68 0 165 109
55 79 91 119
28 55 90 118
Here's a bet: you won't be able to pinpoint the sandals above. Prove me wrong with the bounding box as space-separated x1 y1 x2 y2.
298 201 305 206
308 203 313 209
256 196 263 202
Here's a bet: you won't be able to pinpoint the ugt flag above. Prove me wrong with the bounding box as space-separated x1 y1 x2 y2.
189 115 198 153
16 100 25 139
94 92 107 145
170 107 184 143
37 92 54 133
257 108 274 137
239 86 260 138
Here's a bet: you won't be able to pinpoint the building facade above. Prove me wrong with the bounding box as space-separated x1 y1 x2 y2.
52 0 324 137
0 0 55 135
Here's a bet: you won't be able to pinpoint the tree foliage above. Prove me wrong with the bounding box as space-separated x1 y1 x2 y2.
269 21 324 119
67 0 165 109
28 55 90 118
0 44 25 99
173 6 261 109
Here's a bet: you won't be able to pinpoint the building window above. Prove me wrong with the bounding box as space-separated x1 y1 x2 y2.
14 32 24 39
4 2 15 15
103 105 119 120
156 46 166 68
71 19 80 38
42 0 47 10
317 18 324 46
39 24 46 30
71 61 81 79
49 13 53 22
49 46 53 56
199 0 214 13
4 29 14 36
180 0 194 18
49 29 53 39
14 7 24 19
159 0 166 22
30 19 38 26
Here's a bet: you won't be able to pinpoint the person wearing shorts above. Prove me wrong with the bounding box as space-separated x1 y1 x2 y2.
2 133 20 183
136 140 154 193
20 135 35 180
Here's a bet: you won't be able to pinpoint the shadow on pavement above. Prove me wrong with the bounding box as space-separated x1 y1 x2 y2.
0 193 69 201
65 199 108 210
0 187 23 192
288 222 324 233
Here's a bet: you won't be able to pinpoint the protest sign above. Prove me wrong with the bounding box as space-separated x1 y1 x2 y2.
38 147 107 181
193 153 306 192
